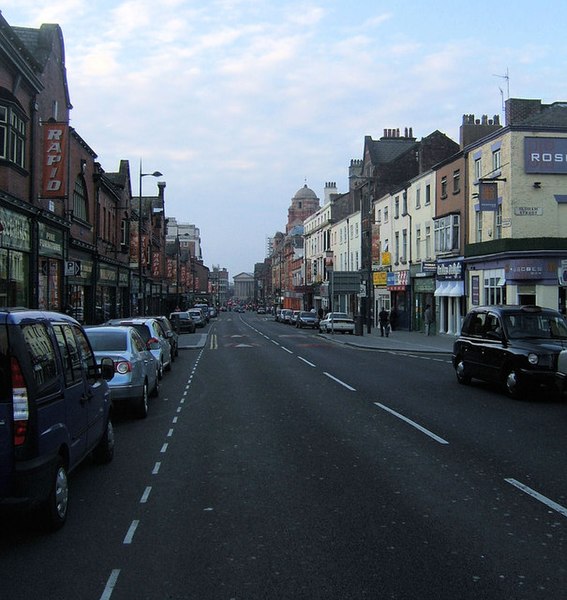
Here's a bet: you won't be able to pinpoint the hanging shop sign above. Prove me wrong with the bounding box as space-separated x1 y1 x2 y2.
41 122 68 198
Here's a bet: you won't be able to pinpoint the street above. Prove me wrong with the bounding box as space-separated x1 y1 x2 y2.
2 312 567 599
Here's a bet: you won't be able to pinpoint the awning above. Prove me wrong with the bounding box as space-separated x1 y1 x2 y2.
434 280 464 297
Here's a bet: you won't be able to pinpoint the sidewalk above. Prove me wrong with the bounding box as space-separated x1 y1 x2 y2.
319 326 456 353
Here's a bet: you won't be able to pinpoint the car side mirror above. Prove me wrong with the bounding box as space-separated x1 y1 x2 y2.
99 356 115 381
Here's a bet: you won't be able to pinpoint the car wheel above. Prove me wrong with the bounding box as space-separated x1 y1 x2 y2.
136 381 149 418
41 457 69 531
504 368 524 399
455 357 471 385
92 418 115 464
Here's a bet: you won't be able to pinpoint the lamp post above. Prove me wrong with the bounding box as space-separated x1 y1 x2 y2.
138 161 163 316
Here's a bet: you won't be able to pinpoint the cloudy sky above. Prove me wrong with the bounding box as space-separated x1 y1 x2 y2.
2 0 566 279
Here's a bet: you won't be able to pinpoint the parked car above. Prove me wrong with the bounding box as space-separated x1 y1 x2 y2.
148 315 179 358
194 304 210 323
0 309 114 530
280 308 293 324
274 308 282 321
290 310 300 326
453 305 567 398
105 318 172 378
208 306 218 318
169 311 196 334
188 308 206 328
85 326 159 418
319 312 355 334
296 310 319 329
257 306 266 314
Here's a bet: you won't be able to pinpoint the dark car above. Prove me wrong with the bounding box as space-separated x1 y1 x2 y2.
452 305 567 398
0 309 114 530
169 311 196 334
296 311 318 329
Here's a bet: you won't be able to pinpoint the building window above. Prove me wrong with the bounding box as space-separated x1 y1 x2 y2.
492 148 501 172
73 176 88 221
402 228 407 263
474 157 482 182
425 225 431 259
495 204 502 239
475 210 483 243
484 276 506 305
434 214 460 253
415 226 421 261
0 103 26 169
394 232 399 264
416 187 421 209
394 196 399 218
425 184 431 205
453 169 460 193
384 207 389 222
441 176 448 199
402 192 408 215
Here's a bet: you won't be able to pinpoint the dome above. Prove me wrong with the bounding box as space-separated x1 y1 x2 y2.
293 184 317 200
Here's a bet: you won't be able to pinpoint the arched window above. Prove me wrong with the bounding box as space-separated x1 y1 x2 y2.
73 175 87 221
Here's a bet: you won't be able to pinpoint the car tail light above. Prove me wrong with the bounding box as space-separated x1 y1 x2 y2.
115 360 132 374
11 356 29 446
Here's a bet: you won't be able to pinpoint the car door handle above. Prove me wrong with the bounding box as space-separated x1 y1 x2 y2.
81 391 93 405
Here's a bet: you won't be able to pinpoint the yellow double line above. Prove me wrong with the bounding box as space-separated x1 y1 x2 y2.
209 333 218 350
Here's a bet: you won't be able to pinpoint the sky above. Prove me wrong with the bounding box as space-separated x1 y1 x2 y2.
2 0 567 280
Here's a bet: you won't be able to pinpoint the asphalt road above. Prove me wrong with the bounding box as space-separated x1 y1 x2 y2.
2 312 567 599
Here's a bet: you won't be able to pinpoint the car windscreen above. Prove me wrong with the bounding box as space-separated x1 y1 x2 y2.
87 331 127 351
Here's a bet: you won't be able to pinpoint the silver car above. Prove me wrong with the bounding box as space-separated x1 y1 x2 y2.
318 312 355 334
105 318 173 378
85 326 159 418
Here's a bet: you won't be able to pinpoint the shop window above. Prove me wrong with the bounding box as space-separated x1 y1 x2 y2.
434 214 460 253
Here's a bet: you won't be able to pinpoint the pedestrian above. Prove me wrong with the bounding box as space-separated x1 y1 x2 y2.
424 304 434 335
378 306 390 337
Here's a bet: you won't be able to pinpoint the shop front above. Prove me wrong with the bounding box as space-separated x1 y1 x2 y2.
434 259 465 335
96 263 118 323
38 222 64 311
387 270 410 330
0 206 31 307
66 254 93 323
412 261 436 333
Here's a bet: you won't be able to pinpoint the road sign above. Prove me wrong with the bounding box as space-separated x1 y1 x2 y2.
65 260 81 276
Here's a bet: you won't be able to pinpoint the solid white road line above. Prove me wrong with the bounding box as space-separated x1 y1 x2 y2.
374 402 449 445
505 478 567 518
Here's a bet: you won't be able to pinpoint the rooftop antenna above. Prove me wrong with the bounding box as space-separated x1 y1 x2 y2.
493 68 510 112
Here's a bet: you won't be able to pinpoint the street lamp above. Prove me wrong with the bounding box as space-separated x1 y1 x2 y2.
138 160 163 316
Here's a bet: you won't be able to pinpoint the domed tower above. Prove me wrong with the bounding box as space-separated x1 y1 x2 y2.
287 184 320 233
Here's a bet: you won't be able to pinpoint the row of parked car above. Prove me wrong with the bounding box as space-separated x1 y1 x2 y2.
274 308 356 333
0 307 213 532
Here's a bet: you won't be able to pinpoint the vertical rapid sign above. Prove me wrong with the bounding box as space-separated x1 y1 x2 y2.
42 123 68 198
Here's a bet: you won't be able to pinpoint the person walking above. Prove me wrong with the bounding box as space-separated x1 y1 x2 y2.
424 304 434 335
378 307 390 337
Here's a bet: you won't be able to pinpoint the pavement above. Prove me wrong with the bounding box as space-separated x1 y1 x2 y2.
319 326 456 353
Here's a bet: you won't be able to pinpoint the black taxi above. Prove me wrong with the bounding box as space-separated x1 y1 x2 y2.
452 305 567 398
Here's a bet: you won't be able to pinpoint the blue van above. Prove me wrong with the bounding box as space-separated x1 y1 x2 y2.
0 309 115 530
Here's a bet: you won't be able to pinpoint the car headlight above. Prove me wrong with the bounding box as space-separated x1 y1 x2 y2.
527 353 539 365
